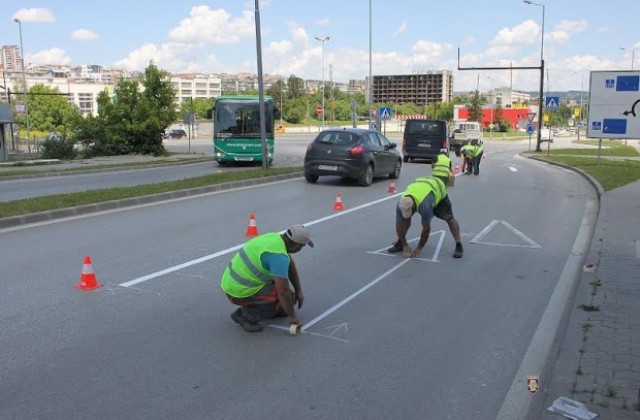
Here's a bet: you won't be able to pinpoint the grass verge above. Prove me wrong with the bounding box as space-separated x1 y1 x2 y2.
0 166 302 218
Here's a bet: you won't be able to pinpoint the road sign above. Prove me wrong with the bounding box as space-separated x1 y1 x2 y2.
315 106 323 116
545 96 559 110
378 107 392 120
526 123 535 134
527 112 536 123
587 71 640 139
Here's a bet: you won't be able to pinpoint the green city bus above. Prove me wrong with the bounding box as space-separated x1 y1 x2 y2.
212 95 276 165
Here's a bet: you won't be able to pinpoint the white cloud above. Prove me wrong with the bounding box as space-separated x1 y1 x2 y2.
71 29 98 41
168 6 254 44
393 21 407 38
547 20 588 43
27 48 70 66
314 18 329 26
463 36 475 46
491 20 539 47
12 8 55 23
114 42 199 71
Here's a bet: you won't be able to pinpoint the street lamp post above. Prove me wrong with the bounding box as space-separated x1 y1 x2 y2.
523 0 545 152
14 18 31 148
619 46 636 70
314 35 330 129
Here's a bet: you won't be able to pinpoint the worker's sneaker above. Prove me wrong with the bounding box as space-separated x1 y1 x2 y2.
453 244 464 258
230 309 263 332
387 240 403 253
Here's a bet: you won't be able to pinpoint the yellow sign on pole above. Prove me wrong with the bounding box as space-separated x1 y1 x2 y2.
544 114 549 122
574 107 581 117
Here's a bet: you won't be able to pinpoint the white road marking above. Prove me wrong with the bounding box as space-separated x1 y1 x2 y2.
368 230 446 262
508 166 518 172
636 239 640 259
301 258 412 331
470 220 541 249
119 192 402 288
266 324 351 343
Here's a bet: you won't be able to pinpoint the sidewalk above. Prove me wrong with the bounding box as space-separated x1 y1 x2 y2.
537 180 640 416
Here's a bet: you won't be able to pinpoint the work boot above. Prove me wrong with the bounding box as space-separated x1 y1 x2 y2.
230 309 263 332
387 240 403 253
453 243 463 258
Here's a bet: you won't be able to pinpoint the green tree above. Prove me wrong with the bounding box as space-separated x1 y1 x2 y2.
466 90 485 122
76 62 176 156
287 75 305 99
23 84 79 137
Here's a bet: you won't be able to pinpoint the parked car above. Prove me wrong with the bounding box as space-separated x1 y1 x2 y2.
402 119 449 163
304 127 402 187
167 129 187 139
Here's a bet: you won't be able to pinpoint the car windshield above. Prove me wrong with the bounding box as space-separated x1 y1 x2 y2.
407 122 442 135
315 132 357 145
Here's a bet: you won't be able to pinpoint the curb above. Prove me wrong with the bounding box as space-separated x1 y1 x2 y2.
496 154 603 420
0 157 213 180
0 171 303 230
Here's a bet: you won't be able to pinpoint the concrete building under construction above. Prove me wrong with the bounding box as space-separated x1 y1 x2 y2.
366 70 453 105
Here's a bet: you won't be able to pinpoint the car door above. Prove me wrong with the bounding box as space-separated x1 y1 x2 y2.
364 132 386 175
376 132 397 173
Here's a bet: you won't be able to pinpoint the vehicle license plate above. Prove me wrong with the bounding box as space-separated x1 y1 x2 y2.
318 165 338 171
236 157 253 161
418 143 431 148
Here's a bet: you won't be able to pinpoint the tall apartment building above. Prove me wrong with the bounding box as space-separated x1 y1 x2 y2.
1 45 23 73
366 69 453 105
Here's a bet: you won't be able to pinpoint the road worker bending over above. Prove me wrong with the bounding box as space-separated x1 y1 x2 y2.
387 163 463 259
221 225 314 332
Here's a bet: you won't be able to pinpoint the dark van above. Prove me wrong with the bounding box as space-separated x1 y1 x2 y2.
402 119 448 163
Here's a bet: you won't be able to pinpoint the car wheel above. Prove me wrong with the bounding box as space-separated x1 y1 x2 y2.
389 160 401 179
358 164 374 187
305 172 319 183
403 156 409 163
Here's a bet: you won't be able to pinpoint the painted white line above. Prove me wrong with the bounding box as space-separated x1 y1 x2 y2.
470 220 541 249
119 192 401 287
636 239 640 259
266 324 351 343
301 258 413 331
368 230 446 262
508 166 518 172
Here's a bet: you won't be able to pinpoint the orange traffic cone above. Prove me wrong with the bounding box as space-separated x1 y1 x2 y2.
388 180 397 194
333 193 344 211
74 256 103 291
246 213 259 237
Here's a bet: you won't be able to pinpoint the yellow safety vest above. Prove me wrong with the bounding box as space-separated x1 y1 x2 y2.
220 232 289 298
432 154 451 178
403 176 447 209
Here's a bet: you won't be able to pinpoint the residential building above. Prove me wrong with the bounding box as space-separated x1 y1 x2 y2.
1 45 22 73
485 87 531 108
170 74 222 106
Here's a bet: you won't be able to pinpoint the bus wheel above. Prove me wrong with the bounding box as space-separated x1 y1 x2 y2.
305 172 319 183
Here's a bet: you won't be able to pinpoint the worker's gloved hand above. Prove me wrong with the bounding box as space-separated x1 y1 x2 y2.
294 291 305 309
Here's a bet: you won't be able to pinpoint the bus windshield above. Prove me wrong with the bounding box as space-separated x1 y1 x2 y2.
214 99 274 137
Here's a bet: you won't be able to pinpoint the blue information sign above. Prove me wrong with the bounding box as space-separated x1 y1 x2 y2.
526 123 536 134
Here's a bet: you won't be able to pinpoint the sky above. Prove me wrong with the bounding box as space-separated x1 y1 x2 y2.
2 0 639 93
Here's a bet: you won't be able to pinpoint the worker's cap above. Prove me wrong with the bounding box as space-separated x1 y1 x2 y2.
399 196 414 219
285 224 315 248
439 148 448 154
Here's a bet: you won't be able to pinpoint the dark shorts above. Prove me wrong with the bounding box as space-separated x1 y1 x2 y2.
433 195 454 222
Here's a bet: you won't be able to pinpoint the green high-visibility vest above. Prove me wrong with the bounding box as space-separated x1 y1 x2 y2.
473 145 484 156
221 232 289 298
403 176 447 209
432 154 451 178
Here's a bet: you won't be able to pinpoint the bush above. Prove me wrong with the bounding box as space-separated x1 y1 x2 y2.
40 134 77 160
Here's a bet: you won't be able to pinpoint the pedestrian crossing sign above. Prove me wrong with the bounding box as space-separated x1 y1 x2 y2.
378 107 392 120
545 96 559 110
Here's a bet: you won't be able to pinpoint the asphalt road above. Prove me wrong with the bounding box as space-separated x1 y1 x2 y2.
0 143 598 420
0 136 314 202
